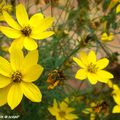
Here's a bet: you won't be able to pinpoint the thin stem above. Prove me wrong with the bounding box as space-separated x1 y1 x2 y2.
54 0 69 26
58 42 81 68
97 40 111 58
50 0 53 17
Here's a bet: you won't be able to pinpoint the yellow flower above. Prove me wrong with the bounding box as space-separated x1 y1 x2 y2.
83 101 109 120
83 104 96 120
101 32 114 41
112 93 120 113
0 47 44 109
48 99 78 120
111 84 120 113
73 51 113 85
116 4 120 13
0 0 12 21
0 4 54 51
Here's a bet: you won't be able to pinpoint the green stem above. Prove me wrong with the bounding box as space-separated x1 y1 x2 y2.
58 42 81 68
97 40 111 58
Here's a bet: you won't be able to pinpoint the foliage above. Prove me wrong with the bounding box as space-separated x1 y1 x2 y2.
0 0 120 120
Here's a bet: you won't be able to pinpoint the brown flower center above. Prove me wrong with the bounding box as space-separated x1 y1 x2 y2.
87 63 98 73
21 26 32 36
11 71 22 83
59 111 66 118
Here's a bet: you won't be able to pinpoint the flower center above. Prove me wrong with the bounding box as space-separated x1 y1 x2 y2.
59 111 66 118
11 71 22 83
21 26 32 36
87 63 98 73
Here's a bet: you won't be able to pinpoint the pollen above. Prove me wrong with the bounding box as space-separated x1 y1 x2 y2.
11 71 22 83
87 63 98 73
21 26 32 36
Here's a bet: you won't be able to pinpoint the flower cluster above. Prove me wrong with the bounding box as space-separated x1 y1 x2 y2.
48 98 78 120
0 3 54 110
0 1 119 120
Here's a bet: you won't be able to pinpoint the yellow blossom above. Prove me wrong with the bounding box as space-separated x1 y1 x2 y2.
0 0 12 21
112 84 120 95
48 99 78 120
0 4 54 51
83 101 109 120
101 32 114 41
116 4 120 13
0 47 44 109
111 84 120 113
112 93 120 113
83 103 96 120
73 51 113 85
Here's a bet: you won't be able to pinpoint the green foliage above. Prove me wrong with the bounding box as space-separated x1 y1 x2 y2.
0 0 120 120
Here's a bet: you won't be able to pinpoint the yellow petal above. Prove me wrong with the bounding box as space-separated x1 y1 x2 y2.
88 51 96 64
108 33 113 41
83 108 92 114
80 51 88 65
0 26 21 38
107 80 113 88
97 70 113 79
0 0 5 8
98 78 109 83
59 101 68 110
20 82 42 102
22 50 38 70
7 83 23 110
0 85 10 106
3 11 21 30
23 37 38 50
75 69 87 80
10 47 24 71
9 37 24 52
32 17 54 33
31 31 54 40
90 113 96 120
73 57 85 68
116 4 120 13
112 105 120 113
22 64 43 82
53 99 58 108
0 56 12 77
29 13 44 27
113 94 120 105
56 115 61 120
0 75 11 88
48 107 57 116
101 33 108 41
0 15 4 21
96 58 109 69
88 73 98 85
48 99 58 116
16 4 29 26
113 84 119 90
65 113 78 119
66 107 75 113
